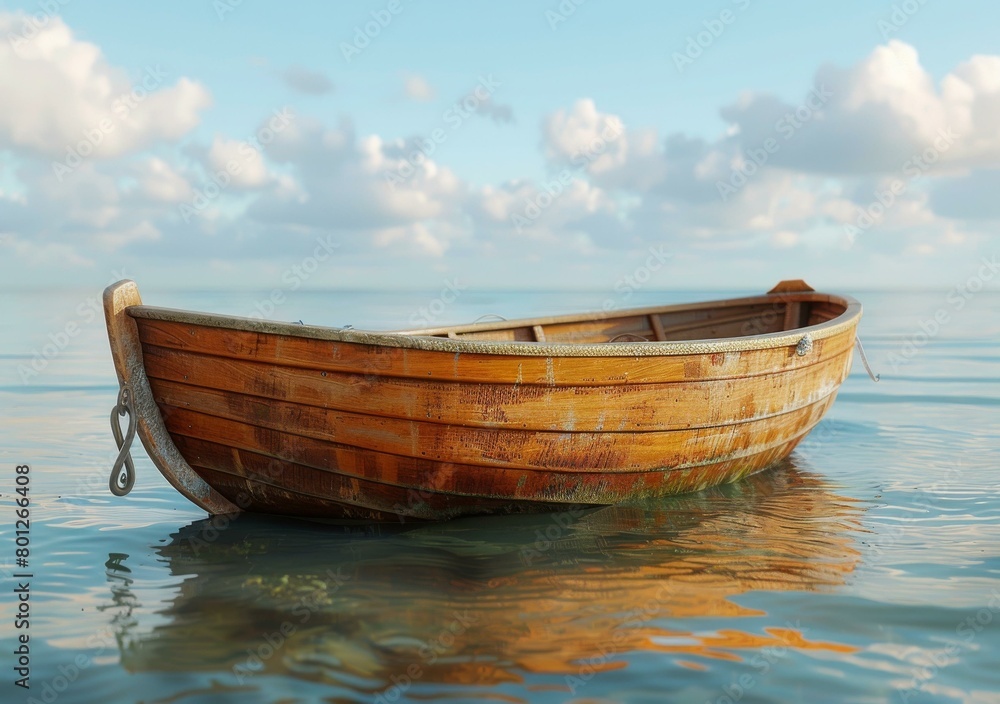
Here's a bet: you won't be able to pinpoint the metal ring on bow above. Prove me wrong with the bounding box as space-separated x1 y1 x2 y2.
109 384 137 496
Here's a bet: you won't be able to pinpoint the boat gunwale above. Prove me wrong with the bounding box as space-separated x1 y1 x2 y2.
126 290 862 358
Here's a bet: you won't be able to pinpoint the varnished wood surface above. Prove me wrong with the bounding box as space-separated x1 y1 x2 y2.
171 432 813 519
149 379 835 473
102 281 238 514
106 279 862 519
139 343 851 431
134 315 856 386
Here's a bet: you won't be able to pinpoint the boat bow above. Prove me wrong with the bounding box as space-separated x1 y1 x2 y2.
104 280 239 514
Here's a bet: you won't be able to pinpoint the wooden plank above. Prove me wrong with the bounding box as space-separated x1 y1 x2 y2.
169 417 819 510
149 378 836 472
140 343 853 432
392 289 834 335
782 302 800 332
187 465 434 521
135 317 857 386
807 303 844 326
768 279 816 294
659 316 786 341
189 458 559 520
658 309 780 337
650 315 666 341
532 325 546 342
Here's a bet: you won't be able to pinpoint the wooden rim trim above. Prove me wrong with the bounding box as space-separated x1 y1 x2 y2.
103 281 239 514
122 285 862 358
134 316 858 386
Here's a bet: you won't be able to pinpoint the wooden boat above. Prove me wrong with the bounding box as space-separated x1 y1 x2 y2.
103 279 862 520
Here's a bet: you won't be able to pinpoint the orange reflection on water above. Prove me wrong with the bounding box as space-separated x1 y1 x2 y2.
108 459 863 699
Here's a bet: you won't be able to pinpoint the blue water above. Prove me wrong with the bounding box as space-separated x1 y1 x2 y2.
1 288 999 704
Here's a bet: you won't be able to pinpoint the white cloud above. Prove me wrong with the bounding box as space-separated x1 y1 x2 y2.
0 12 211 159
247 119 467 246
0 22 998 290
720 41 1000 174
531 41 1000 265
138 158 193 203
207 137 271 188
543 99 627 173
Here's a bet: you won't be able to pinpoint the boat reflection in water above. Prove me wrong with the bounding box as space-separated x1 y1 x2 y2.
111 458 863 700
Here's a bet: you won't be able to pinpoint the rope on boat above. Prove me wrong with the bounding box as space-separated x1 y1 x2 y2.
855 336 880 382
109 383 137 496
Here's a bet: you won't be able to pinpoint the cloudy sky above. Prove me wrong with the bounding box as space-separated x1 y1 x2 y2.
1 0 998 291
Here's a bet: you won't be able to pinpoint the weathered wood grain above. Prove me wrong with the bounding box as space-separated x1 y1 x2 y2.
178 434 809 518
104 278 862 520
134 316 855 386
139 343 851 431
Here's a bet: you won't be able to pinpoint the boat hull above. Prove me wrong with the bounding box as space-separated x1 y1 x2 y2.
104 281 861 520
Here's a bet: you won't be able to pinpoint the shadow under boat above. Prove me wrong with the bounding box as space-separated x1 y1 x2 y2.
108 456 865 696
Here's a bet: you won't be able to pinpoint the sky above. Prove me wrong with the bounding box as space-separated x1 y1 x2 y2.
1 0 999 292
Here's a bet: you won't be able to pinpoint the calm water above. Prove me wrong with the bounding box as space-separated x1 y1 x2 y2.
1 288 999 704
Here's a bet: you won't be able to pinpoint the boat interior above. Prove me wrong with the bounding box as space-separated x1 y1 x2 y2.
397 292 848 344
